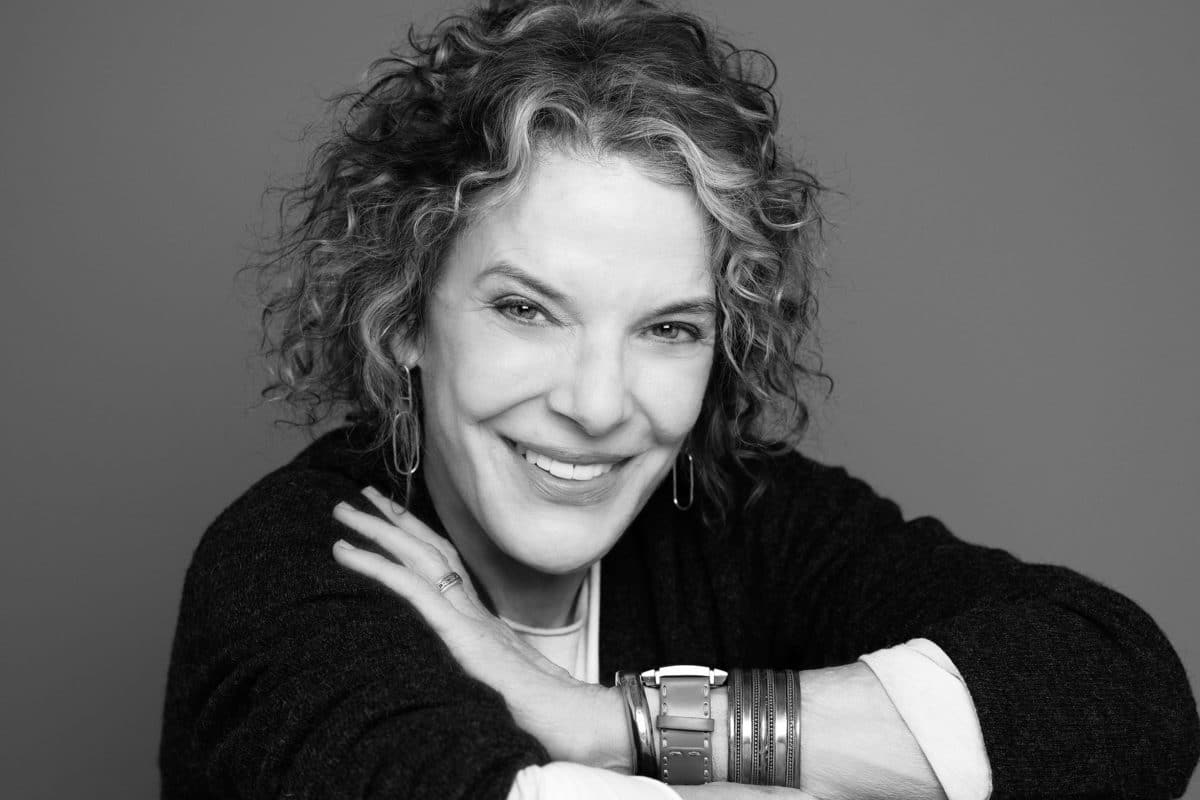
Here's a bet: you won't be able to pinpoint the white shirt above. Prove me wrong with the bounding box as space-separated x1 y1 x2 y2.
504 562 992 800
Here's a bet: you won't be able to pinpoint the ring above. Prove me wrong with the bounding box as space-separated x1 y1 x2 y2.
434 571 463 594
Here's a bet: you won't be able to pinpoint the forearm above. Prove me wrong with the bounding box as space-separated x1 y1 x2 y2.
636 664 945 799
792 662 946 800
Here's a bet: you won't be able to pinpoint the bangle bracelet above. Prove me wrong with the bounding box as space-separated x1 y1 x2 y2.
768 666 777 786
727 668 741 783
725 670 802 788
739 670 753 782
615 670 657 777
772 670 788 787
748 671 758 782
784 669 800 788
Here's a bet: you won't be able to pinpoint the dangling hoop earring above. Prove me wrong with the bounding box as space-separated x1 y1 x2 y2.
672 451 694 511
390 364 420 477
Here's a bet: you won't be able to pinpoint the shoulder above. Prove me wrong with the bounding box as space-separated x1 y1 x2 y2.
188 426 387 593
725 445 907 535
211 426 379 523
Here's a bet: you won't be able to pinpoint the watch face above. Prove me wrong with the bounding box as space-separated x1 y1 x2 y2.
640 665 726 686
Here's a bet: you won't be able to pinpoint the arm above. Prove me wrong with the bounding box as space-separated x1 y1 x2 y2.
322 484 833 800
634 663 947 800
857 639 992 800
796 661 949 800
744 456 1200 799
159 468 549 800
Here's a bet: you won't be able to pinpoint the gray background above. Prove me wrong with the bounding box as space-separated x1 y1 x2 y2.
2 1 1197 798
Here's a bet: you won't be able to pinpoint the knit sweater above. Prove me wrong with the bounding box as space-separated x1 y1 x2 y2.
159 426 1200 799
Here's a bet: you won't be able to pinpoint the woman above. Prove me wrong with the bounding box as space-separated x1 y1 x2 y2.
160 1 1199 798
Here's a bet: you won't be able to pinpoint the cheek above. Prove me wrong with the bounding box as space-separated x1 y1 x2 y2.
430 320 554 420
633 351 713 440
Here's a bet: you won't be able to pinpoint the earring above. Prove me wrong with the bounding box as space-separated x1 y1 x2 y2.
390 364 420 476
672 451 694 511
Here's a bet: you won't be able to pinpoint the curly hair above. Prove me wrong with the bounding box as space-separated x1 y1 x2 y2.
254 0 830 525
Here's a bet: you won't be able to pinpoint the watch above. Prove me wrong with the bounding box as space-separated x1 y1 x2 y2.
640 665 728 784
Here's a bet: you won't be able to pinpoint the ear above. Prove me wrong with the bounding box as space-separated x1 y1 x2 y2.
388 331 423 369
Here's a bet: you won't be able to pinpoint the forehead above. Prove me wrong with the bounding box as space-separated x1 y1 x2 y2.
444 149 714 299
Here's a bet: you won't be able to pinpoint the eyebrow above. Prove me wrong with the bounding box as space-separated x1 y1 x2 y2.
478 261 570 307
477 260 718 319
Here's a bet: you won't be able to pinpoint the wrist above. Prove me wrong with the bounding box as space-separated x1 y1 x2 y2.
575 683 637 773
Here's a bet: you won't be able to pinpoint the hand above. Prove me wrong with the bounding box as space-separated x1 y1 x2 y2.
331 486 632 772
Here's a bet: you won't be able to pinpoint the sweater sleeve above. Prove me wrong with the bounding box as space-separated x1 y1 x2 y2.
746 455 1200 800
159 466 549 800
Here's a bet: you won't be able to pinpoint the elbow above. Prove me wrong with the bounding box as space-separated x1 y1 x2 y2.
1076 592 1200 798
1014 565 1200 797
1131 643 1199 798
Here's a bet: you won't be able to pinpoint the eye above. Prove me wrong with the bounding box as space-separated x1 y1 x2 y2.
647 322 702 342
493 297 549 324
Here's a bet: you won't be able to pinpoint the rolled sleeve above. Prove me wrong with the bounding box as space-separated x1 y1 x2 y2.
859 638 992 800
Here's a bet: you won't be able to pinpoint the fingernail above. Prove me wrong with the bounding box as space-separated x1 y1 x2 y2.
334 539 355 551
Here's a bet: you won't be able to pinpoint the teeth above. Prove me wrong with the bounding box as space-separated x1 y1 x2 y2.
519 448 617 481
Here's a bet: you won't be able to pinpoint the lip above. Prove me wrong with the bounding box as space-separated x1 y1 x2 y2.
504 438 634 466
503 437 630 505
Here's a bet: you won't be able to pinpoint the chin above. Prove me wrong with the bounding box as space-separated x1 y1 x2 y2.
488 504 631 576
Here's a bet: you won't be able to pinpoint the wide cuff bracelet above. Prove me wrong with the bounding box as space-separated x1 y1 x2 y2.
615 670 657 777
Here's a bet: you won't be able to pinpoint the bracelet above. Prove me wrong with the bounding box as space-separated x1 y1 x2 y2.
784 669 799 788
772 670 786 786
752 667 764 782
728 668 741 782
727 669 801 788
738 669 753 782
615 670 657 777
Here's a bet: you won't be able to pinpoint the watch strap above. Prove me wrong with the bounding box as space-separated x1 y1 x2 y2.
657 674 715 784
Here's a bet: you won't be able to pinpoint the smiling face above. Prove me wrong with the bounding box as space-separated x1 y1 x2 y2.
407 148 715 582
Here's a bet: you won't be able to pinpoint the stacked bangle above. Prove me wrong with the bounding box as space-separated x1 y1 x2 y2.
618 667 801 788
727 668 801 787
615 670 657 777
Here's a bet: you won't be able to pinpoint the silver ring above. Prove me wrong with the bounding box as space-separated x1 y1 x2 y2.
434 571 463 594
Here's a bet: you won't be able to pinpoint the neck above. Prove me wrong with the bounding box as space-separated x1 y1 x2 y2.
483 559 588 629
420 459 587 629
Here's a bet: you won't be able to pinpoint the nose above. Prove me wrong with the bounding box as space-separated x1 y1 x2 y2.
546 334 633 437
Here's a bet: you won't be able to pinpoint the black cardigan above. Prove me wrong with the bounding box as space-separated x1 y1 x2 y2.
160 427 1199 799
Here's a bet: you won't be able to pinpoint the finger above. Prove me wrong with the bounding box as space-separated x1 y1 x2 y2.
361 487 461 561
360 487 480 596
361 486 410 526
332 540 458 631
333 502 447 579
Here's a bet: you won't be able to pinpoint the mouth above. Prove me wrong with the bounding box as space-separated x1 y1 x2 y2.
502 437 632 492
